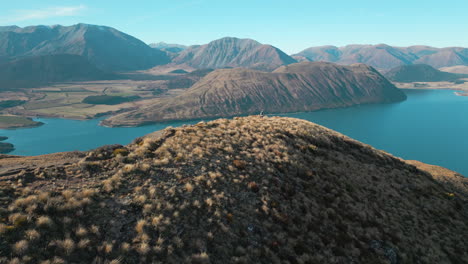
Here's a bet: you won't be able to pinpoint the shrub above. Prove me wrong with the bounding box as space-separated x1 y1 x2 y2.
13 240 28 254
191 252 210 264
0 223 15 234
135 219 146 234
24 229 40 241
113 148 129 157
232 160 247 170
59 239 75 255
185 183 194 192
137 242 150 255
248 181 259 193
10 214 28 228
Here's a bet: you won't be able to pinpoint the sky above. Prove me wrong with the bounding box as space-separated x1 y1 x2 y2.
0 0 467 54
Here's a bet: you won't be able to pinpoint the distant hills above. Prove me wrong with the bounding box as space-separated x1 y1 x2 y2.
103 62 406 126
149 42 187 54
0 54 119 90
171 37 297 71
385 64 467 82
0 24 170 71
0 23 467 91
294 44 468 70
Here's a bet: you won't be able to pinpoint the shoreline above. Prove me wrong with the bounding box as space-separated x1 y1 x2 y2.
393 80 468 96
1 88 464 130
401 87 468 97
0 122 44 130
454 91 468 97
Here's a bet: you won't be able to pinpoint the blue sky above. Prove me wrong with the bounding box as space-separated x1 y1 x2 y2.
0 0 467 54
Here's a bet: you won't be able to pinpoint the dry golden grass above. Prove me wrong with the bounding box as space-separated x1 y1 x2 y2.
0 116 466 263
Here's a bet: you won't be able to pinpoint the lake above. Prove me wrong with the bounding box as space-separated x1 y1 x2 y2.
1 89 467 176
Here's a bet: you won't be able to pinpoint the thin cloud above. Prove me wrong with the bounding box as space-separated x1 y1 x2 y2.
1 5 87 24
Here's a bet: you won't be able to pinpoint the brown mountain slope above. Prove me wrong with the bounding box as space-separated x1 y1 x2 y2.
295 44 415 70
296 45 342 62
102 62 406 127
414 49 468 69
0 54 120 90
0 116 466 263
171 37 297 71
406 160 468 199
338 44 415 70
0 24 170 71
385 64 466 82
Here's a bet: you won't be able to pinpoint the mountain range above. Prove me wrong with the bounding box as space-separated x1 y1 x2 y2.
102 62 406 126
1 23 468 75
0 24 170 71
294 44 468 70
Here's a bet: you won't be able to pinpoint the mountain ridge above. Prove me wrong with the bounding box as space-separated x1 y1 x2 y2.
0 54 120 90
294 44 468 70
0 24 170 71
103 62 406 127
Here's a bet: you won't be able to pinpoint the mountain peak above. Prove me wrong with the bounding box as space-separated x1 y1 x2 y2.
172 37 295 71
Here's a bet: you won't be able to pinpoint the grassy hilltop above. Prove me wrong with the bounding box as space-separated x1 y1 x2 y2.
0 116 466 263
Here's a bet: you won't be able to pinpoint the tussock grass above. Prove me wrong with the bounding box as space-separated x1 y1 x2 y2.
0 116 466 263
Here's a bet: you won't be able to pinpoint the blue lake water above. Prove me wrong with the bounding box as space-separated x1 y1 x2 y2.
1 89 467 176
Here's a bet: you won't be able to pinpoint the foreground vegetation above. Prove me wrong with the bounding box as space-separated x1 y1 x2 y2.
0 116 466 263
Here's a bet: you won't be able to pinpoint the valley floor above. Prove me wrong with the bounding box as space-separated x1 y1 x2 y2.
0 78 188 122
394 79 468 95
